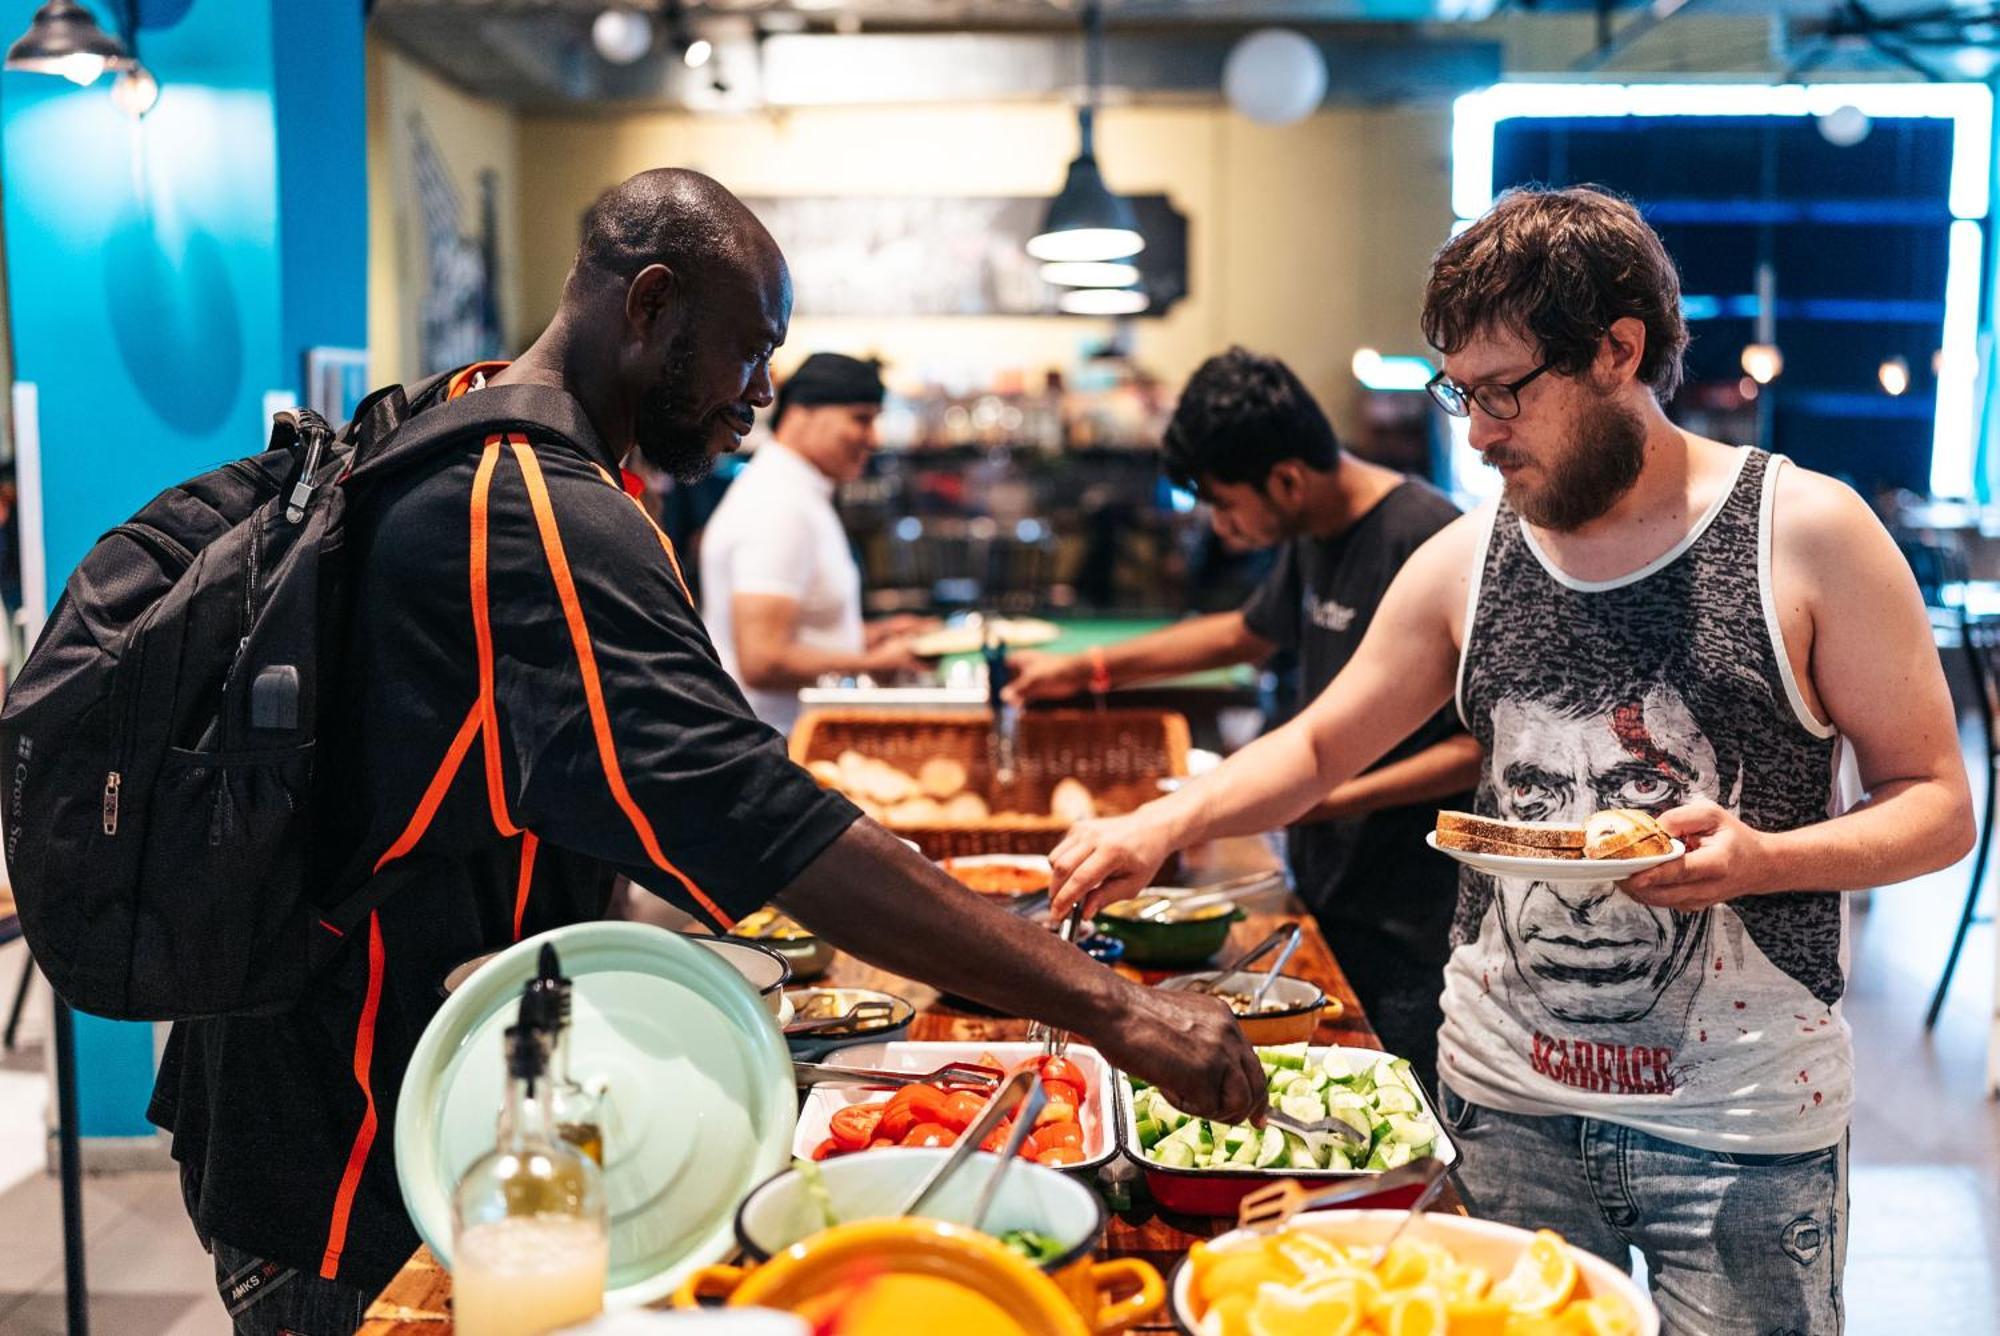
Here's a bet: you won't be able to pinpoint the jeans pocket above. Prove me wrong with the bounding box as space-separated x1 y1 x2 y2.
1436 1081 1483 1135
1709 1144 1839 1169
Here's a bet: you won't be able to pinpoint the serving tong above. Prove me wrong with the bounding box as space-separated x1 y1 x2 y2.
984 630 1021 784
1235 1155 1452 1241
1132 872 1287 923
1188 923 1304 1007
896 1068 1049 1223
793 1059 1003 1093
1025 901 1088 1059
782 999 896 1037
1261 1107 1369 1156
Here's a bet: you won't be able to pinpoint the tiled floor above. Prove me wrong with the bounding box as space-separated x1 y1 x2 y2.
0 818 1996 1334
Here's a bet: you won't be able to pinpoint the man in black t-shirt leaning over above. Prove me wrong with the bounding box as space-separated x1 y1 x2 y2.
1007 348 1478 1090
154 169 1265 1336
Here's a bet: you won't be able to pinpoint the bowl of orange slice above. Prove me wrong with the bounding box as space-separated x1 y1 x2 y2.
1171 1211 1656 1336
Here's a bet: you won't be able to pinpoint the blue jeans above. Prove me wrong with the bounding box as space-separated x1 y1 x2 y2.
1439 1082 1847 1336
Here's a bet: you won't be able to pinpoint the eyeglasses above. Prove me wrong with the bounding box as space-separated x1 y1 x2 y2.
1425 360 1555 421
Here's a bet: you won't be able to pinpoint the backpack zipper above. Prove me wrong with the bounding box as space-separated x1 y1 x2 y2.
102 771 120 835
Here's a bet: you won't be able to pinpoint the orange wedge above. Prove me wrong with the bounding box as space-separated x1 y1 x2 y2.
1489 1231 1578 1317
1247 1279 1363 1336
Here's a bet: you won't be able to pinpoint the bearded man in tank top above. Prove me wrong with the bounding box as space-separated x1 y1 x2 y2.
1042 186 1974 1333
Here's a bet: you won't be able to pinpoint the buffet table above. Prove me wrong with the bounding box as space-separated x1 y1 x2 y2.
361 861 1458 1334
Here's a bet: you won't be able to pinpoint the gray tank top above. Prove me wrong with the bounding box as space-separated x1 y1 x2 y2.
1441 448 1850 1153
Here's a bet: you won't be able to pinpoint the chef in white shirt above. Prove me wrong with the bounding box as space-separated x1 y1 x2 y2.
701 353 927 735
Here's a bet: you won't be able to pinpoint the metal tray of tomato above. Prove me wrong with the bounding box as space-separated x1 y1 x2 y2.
1112 1044 1458 1218
793 1041 1118 1175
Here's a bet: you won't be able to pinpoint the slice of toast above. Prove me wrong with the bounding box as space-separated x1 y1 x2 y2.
1584 808 1675 859
1435 810 1586 858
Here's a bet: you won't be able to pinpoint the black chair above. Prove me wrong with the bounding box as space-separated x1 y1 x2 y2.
1898 537 1998 1030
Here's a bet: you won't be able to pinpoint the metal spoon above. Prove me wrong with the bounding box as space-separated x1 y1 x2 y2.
1133 872 1287 922
1245 923 1306 1009
1189 924 1299 997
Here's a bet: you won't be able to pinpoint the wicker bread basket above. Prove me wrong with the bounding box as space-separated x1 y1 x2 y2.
789 708 1192 860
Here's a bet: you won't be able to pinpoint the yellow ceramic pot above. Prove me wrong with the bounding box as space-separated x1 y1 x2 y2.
674 1218 1089 1336
727 1148 1162 1334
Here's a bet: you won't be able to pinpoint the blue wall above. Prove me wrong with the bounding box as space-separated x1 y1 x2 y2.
1 0 366 1136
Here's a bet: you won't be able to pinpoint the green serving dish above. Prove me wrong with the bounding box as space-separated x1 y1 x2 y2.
1090 904 1245 967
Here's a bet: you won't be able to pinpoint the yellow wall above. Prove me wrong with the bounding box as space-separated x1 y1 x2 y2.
366 36 524 385
510 101 1453 428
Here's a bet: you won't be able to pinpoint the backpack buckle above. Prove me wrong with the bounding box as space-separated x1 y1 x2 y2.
275 411 335 524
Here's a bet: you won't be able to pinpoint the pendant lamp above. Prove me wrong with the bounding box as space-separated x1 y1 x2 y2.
4 0 127 86
1028 1 1143 265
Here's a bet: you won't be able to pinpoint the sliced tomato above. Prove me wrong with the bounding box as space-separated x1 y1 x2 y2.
1039 1055 1085 1090
900 1121 956 1149
901 1084 952 1122
810 1137 842 1162
978 1118 1015 1153
1034 1120 1083 1150
881 1084 947 1141
829 1103 886 1150
1034 1098 1078 1128
973 1051 1005 1075
1040 1079 1085 1110
939 1090 987 1133
870 1138 895 1149
1035 1145 1085 1168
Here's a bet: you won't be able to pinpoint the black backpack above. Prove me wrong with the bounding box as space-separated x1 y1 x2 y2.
0 377 595 1021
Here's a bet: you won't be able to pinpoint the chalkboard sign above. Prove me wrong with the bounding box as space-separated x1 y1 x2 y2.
738 194 1187 318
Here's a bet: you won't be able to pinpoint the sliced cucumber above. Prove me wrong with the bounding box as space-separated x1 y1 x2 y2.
1373 1087 1420 1116
1254 1126 1287 1168
1261 1046 1308 1071
1279 1091 1326 1124
1155 1139 1195 1169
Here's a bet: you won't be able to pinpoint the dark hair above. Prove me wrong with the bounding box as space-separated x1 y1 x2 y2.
1161 348 1339 491
1422 185 1689 401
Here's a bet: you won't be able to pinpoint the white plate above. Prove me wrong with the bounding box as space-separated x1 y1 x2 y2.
1425 831 1685 881
793 1041 1117 1173
911 617 1060 659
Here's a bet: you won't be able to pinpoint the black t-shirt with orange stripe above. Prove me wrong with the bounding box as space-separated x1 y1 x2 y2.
149 367 860 1291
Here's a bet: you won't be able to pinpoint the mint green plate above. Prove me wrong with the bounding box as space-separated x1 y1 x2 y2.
394 922 797 1309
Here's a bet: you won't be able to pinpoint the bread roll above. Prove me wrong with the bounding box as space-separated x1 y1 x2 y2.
807 760 844 788
943 792 991 823
859 764 917 806
1050 778 1097 823
884 796 946 827
919 757 969 800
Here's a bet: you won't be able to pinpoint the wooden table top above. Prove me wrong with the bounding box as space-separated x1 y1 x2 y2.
361 845 1457 1334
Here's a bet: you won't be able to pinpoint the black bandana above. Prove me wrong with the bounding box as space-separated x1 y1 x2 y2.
776 353 885 421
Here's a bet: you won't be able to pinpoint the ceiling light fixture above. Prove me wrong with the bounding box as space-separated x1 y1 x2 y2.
1040 260 1140 288
1028 1 1143 265
1058 287 1148 316
1879 356 1911 396
5 0 128 87
110 59 155 115
591 7 652 64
